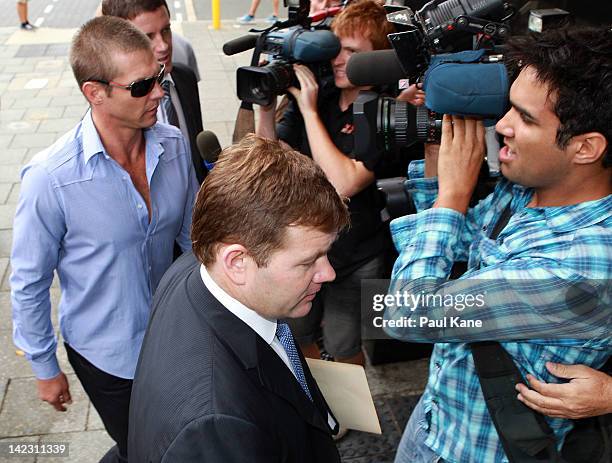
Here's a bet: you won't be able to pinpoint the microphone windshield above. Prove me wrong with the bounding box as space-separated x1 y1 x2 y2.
286 29 340 63
223 34 259 56
196 130 222 169
346 50 406 86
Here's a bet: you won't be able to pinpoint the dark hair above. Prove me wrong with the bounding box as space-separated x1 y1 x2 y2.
191 135 350 267
504 27 612 167
70 16 151 88
101 0 169 20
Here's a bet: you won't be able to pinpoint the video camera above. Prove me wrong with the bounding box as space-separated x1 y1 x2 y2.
348 1 570 165
347 0 517 164
384 0 513 78
223 0 343 106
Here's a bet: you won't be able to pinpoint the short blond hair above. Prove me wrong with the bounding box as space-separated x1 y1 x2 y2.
191 135 350 267
70 16 151 88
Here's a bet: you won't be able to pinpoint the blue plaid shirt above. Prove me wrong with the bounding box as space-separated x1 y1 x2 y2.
387 160 611 463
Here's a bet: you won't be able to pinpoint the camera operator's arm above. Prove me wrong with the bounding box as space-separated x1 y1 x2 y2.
255 97 278 141
397 83 425 107
288 64 374 198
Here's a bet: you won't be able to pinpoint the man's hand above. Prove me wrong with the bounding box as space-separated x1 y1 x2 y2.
516 362 612 419
397 83 425 106
287 64 319 117
434 115 485 214
424 143 440 178
37 372 72 412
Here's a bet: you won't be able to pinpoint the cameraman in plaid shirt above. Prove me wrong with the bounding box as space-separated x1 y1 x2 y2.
385 26 612 463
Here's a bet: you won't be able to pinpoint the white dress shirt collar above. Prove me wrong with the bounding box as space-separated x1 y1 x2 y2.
200 264 277 345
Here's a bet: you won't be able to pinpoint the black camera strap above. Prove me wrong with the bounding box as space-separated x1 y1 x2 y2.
470 201 561 461
470 201 611 463
471 341 562 461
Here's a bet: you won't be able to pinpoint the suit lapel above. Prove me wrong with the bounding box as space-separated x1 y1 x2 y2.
170 69 191 123
255 337 335 435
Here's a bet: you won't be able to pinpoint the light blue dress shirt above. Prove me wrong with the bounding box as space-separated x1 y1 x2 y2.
10 111 197 380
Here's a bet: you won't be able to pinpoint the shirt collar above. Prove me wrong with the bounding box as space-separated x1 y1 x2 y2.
542 194 612 232
81 109 165 169
162 72 175 87
200 265 277 345
511 183 612 232
81 109 106 164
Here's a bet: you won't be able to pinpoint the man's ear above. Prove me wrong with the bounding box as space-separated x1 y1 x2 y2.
219 244 250 285
81 81 106 106
572 132 608 165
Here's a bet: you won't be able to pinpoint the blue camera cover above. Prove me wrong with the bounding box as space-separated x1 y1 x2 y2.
423 50 509 117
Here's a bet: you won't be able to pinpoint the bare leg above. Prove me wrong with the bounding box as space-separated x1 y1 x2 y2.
272 0 279 16
247 0 261 16
17 2 28 23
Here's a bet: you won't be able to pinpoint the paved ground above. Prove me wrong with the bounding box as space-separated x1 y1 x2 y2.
0 5 430 462
0 0 283 27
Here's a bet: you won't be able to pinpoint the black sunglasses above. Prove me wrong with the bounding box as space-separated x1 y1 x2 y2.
91 63 165 98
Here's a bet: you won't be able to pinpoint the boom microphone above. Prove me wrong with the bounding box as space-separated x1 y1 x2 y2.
346 49 406 86
196 130 222 170
223 34 259 56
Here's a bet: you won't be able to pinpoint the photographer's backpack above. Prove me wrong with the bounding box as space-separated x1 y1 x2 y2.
470 203 612 463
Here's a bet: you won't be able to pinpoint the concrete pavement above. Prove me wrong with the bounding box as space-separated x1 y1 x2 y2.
0 13 429 463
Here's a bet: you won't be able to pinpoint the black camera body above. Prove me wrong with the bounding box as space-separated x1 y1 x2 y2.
386 0 512 78
236 26 340 106
350 0 518 161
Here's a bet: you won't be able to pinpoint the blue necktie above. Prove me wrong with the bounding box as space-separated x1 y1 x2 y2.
275 322 312 401
161 80 180 128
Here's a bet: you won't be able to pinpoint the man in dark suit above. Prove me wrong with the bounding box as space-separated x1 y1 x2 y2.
129 135 349 462
102 0 206 183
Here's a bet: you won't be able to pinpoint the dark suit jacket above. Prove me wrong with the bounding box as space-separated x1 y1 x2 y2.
171 64 206 184
128 252 341 463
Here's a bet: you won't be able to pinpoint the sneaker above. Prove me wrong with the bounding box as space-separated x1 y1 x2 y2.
265 15 278 24
236 14 255 25
20 22 36 31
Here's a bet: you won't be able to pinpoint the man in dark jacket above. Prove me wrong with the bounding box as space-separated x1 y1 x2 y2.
129 135 349 462
102 0 206 183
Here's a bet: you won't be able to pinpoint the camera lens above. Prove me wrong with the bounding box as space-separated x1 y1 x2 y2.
375 97 443 147
415 106 442 143
237 61 295 106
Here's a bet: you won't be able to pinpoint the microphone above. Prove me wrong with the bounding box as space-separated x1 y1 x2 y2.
222 34 259 56
346 49 406 86
196 130 222 171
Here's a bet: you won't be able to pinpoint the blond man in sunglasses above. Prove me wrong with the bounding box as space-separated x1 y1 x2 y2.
10 16 197 463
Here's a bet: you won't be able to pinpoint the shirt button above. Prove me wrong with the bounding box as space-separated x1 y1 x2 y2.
123 176 127 181
137 204 143 209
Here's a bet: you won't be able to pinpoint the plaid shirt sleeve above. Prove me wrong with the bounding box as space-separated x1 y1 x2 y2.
401 160 499 262
405 160 439 212
385 204 611 345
